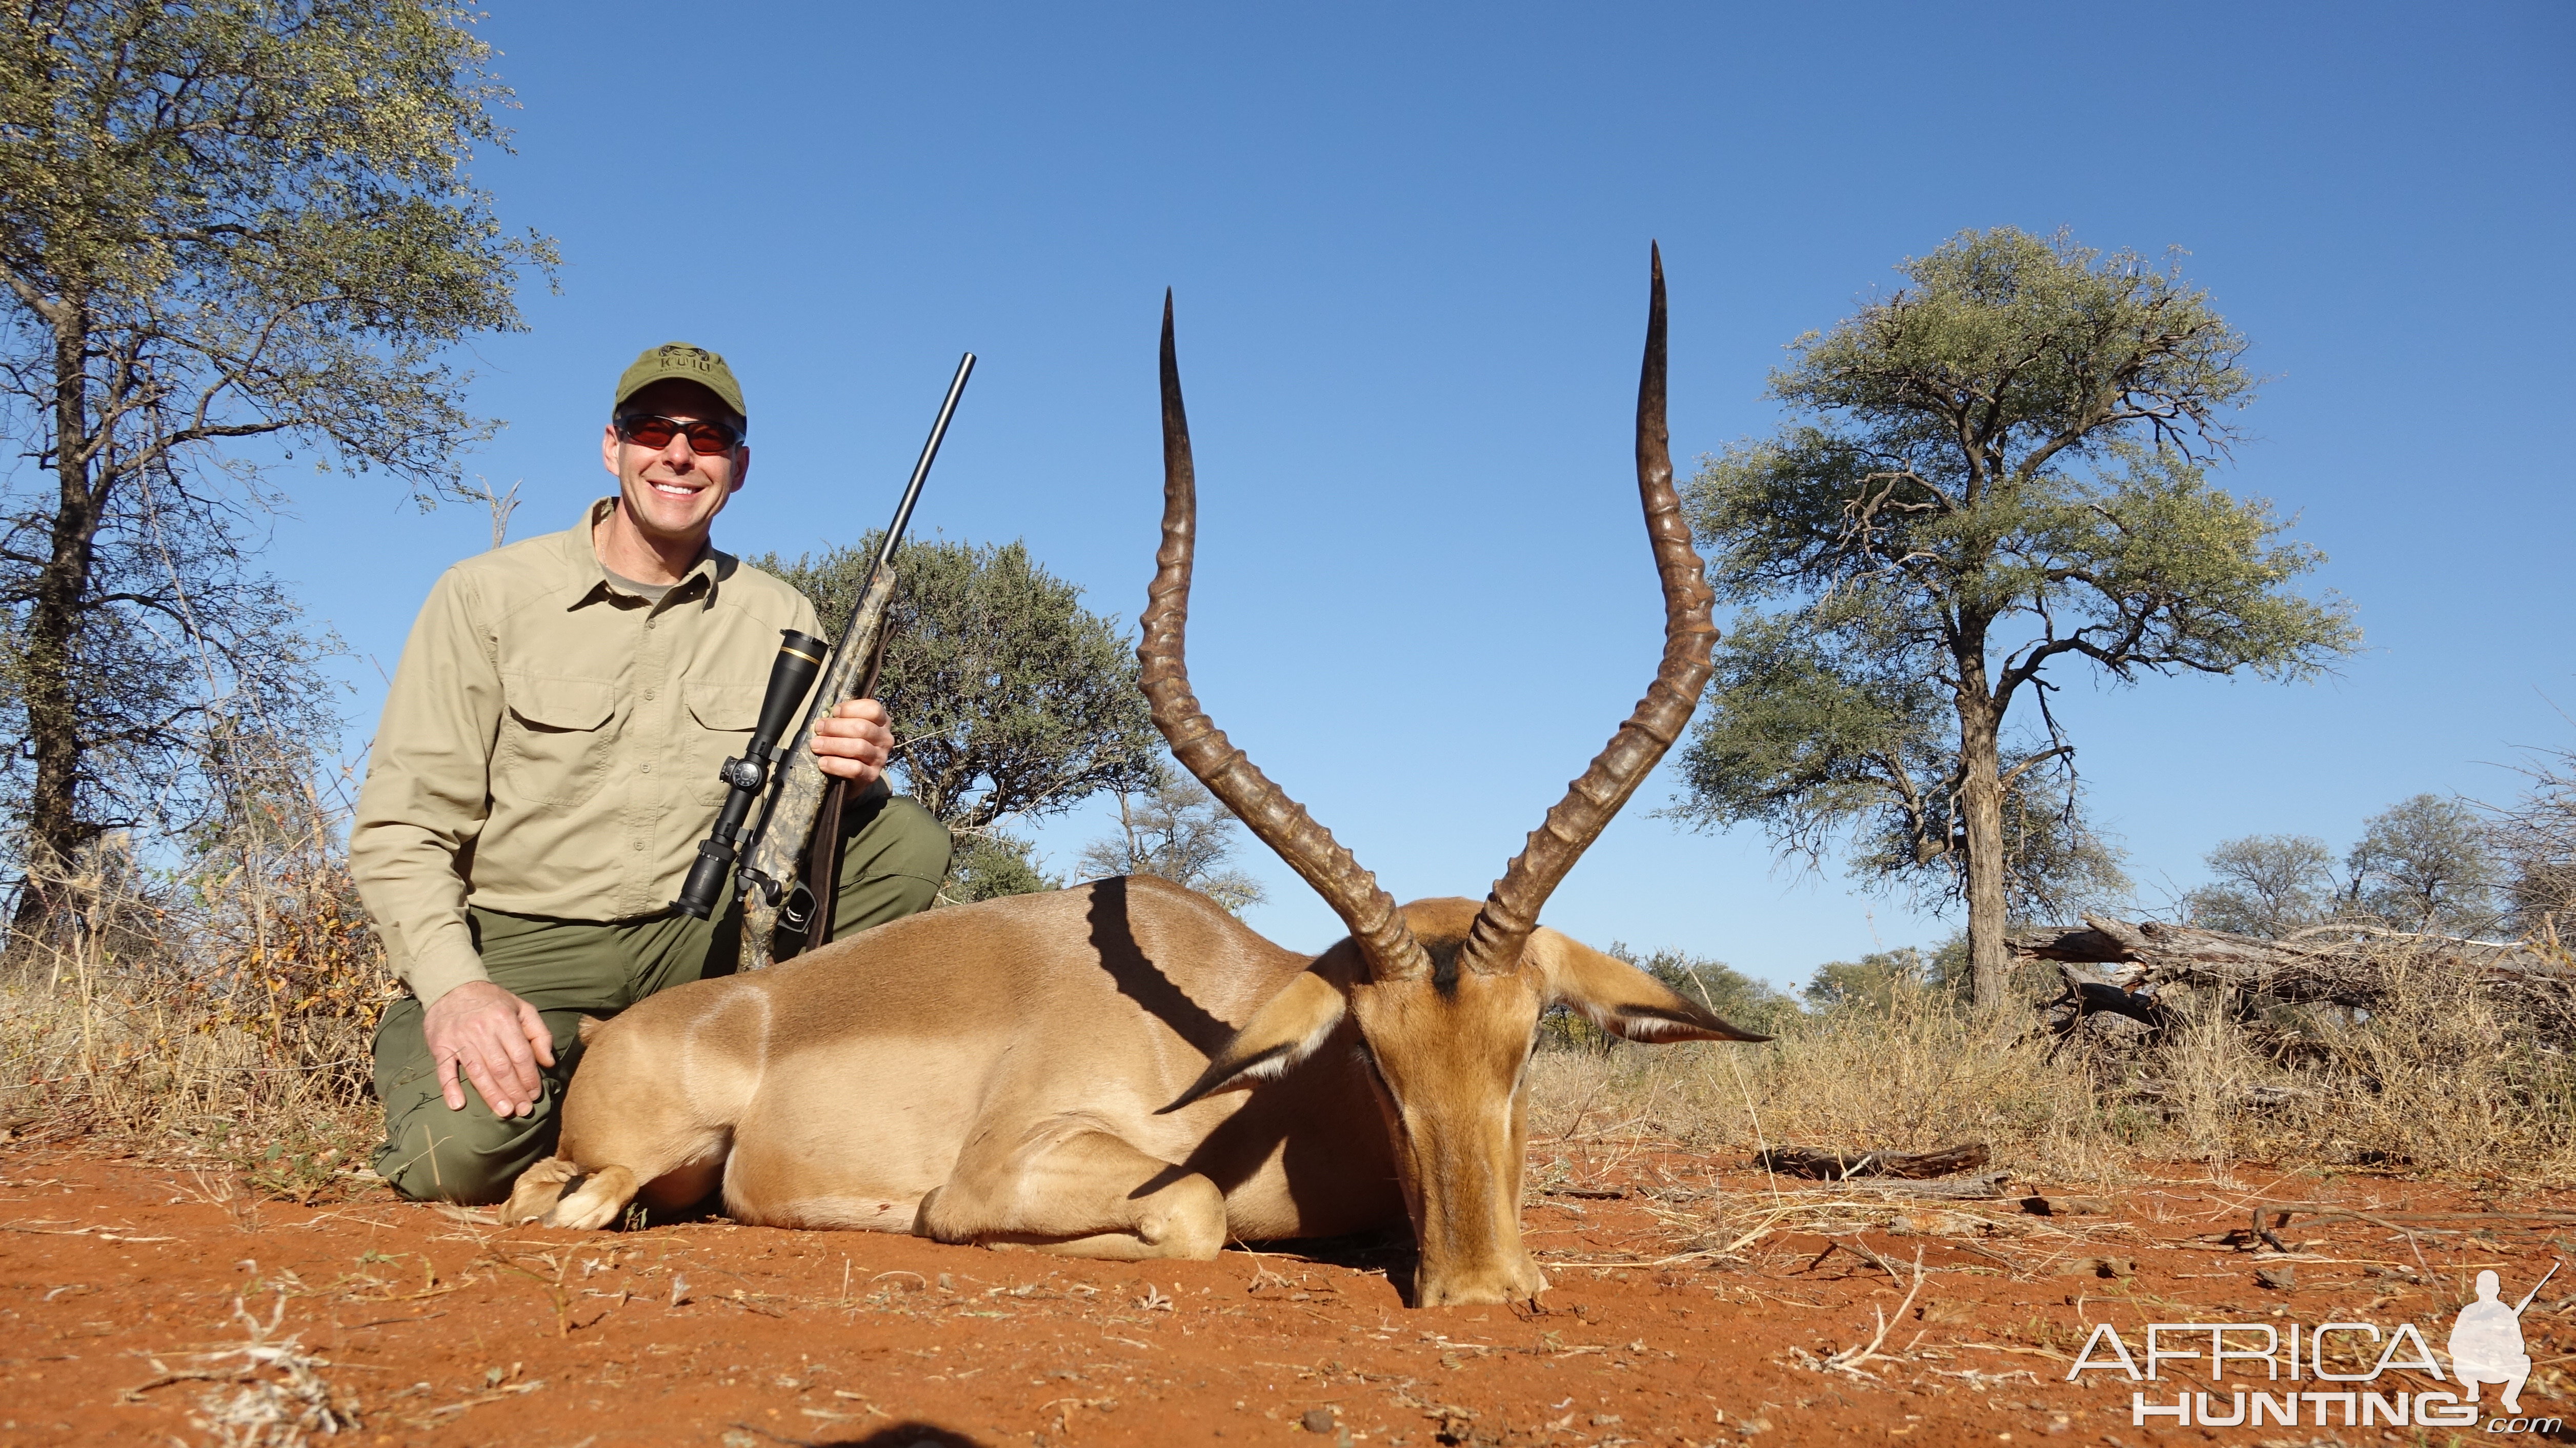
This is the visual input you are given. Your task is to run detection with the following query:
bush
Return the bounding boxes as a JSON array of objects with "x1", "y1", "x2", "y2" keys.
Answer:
[{"x1": 2, "y1": 806, "x2": 394, "y2": 1188}]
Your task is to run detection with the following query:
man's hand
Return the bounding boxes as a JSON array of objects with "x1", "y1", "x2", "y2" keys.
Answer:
[
  {"x1": 809, "y1": 696, "x2": 893, "y2": 785},
  {"x1": 421, "y1": 980, "x2": 556, "y2": 1117}
]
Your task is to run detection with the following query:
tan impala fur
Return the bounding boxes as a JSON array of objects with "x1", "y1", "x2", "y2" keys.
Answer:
[{"x1": 504, "y1": 249, "x2": 1767, "y2": 1307}]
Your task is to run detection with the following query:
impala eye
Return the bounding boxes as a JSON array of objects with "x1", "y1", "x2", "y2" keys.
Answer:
[{"x1": 1353, "y1": 1043, "x2": 1403, "y2": 1109}]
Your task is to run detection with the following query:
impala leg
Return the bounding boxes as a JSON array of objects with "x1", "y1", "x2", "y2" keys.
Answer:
[
  {"x1": 914, "y1": 1121, "x2": 1226, "y2": 1261},
  {"x1": 498, "y1": 1001, "x2": 741, "y2": 1232},
  {"x1": 501, "y1": 1156, "x2": 642, "y2": 1231},
  {"x1": 499, "y1": 1157, "x2": 581, "y2": 1225}
]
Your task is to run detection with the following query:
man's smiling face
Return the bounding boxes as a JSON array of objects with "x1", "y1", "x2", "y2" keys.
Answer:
[{"x1": 599, "y1": 378, "x2": 748, "y2": 550}]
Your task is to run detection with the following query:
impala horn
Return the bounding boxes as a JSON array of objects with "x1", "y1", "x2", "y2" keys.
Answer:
[
  {"x1": 1138, "y1": 293, "x2": 1435, "y2": 984},
  {"x1": 1455, "y1": 244, "x2": 1719, "y2": 978}
]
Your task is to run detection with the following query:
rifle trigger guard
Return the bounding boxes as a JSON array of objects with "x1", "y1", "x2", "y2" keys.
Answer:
[{"x1": 778, "y1": 883, "x2": 817, "y2": 937}]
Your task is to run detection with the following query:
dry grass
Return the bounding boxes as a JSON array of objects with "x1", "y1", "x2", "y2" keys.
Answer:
[
  {"x1": 2, "y1": 832, "x2": 393, "y2": 1191},
  {"x1": 2164, "y1": 947, "x2": 2576, "y2": 1176},
  {"x1": 1528, "y1": 949, "x2": 2576, "y2": 1187},
  {"x1": 1529, "y1": 976, "x2": 2136, "y2": 1190},
  {"x1": 11, "y1": 832, "x2": 2572, "y2": 1201}
]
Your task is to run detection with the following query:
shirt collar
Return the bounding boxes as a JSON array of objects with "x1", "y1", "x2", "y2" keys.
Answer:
[{"x1": 570, "y1": 497, "x2": 727, "y2": 611}]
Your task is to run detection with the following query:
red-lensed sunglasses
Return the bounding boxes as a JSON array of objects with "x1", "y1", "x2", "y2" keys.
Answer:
[{"x1": 616, "y1": 413, "x2": 744, "y2": 455}]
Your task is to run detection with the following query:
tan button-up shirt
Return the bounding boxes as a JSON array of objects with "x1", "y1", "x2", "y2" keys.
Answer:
[{"x1": 351, "y1": 499, "x2": 821, "y2": 1005}]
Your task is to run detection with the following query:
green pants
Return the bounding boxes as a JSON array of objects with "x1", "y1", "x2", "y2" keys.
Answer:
[{"x1": 371, "y1": 786, "x2": 949, "y2": 1204}]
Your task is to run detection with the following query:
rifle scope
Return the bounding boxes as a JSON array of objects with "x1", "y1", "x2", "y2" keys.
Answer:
[{"x1": 670, "y1": 629, "x2": 828, "y2": 919}]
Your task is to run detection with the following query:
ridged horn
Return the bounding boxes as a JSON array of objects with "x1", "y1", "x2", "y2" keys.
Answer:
[
  {"x1": 1138, "y1": 292, "x2": 1434, "y2": 983},
  {"x1": 1456, "y1": 244, "x2": 1717, "y2": 977}
]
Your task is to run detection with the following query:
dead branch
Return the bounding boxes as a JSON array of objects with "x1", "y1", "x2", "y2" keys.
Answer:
[{"x1": 1756, "y1": 1142, "x2": 1991, "y2": 1180}]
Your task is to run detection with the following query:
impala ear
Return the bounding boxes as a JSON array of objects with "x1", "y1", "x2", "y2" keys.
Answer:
[
  {"x1": 1531, "y1": 932, "x2": 1772, "y2": 1044},
  {"x1": 1158, "y1": 970, "x2": 1350, "y2": 1113}
]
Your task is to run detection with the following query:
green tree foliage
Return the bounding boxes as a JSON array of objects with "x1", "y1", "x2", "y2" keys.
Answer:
[
  {"x1": 759, "y1": 535, "x2": 1161, "y2": 900},
  {"x1": 1075, "y1": 760, "x2": 1267, "y2": 916},
  {"x1": 2345, "y1": 793, "x2": 2500, "y2": 935},
  {"x1": 0, "y1": 0, "x2": 552, "y2": 925},
  {"x1": 1678, "y1": 602, "x2": 2127, "y2": 923},
  {"x1": 1672, "y1": 228, "x2": 2359, "y2": 1007},
  {"x1": 2182, "y1": 834, "x2": 2337, "y2": 939},
  {"x1": 942, "y1": 831, "x2": 1061, "y2": 907},
  {"x1": 1801, "y1": 947, "x2": 1942, "y2": 1014},
  {"x1": 1799, "y1": 936, "x2": 2044, "y2": 1014}
]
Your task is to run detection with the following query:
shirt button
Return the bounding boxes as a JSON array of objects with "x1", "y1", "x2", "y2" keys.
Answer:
[
  {"x1": 639, "y1": 762, "x2": 652, "y2": 773},
  {"x1": 645, "y1": 619, "x2": 657, "y2": 631},
  {"x1": 643, "y1": 689, "x2": 657, "y2": 700},
  {"x1": 632, "y1": 840, "x2": 645, "y2": 851}
]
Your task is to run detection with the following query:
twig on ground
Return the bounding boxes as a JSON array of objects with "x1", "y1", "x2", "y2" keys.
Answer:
[
  {"x1": 1806, "y1": 1248, "x2": 1928, "y2": 1377},
  {"x1": 1954, "y1": 1240, "x2": 2032, "y2": 1277},
  {"x1": 124, "y1": 1290, "x2": 358, "y2": 1447}
]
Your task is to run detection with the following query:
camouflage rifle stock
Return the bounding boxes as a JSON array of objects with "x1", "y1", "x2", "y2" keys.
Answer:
[{"x1": 731, "y1": 352, "x2": 975, "y2": 969}]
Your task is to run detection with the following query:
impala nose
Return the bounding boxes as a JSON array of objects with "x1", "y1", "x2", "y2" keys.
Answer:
[{"x1": 1414, "y1": 1255, "x2": 1548, "y2": 1309}]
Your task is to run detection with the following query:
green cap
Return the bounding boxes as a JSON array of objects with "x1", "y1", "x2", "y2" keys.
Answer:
[{"x1": 612, "y1": 341, "x2": 748, "y2": 423}]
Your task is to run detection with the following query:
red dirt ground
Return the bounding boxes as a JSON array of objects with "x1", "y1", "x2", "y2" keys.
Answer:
[{"x1": 4, "y1": 1141, "x2": 2570, "y2": 1447}]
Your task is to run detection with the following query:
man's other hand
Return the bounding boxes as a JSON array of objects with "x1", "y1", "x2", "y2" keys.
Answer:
[
  {"x1": 422, "y1": 980, "x2": 556, "y2": 1117},
  {"x1": 810, "y1": 696, "x2": 893, "y2": 785}
]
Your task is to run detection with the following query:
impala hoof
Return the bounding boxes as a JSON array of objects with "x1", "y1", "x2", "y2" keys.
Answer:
[
  {"x1": 544, "y1": 1165, "x2": 638, "y2": 1231},
  {"x1": 500, "y1": 1157, "x2": 579, "y2": 1226}
]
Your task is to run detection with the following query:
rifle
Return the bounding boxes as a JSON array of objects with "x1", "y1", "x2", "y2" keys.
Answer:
[{"x1": 668, "y1": 352, "x2": 976, "y2": 969}]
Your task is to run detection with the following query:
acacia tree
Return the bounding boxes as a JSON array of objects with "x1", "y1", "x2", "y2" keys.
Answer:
[
  {"x1": 0, "y1": 1, "x2": 550, "y2": 926},
  {"x1": 2344, "y1": 794, "x2": 2500, "y2": 935},
  {"x1": 1075, "y1": 761, "x2": 1267, "y2": 916},
  {"x1": 2182, "y1": 834, "x2": 2337, "y2": 938},
  {"x1": 1673, "y1": 229, "x2": 2359, "y2": 1007},
  {"x1": 1676, "y1": 593, "x2": 2129, "y2": 930},
  {"x1": 761, "y1": 535, "x2": 1162, "y2": 898}
]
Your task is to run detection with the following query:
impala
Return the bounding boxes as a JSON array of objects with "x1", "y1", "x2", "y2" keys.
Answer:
[{"x1": 501, "y1": 248, "x2": 1765, "y2": 1306}]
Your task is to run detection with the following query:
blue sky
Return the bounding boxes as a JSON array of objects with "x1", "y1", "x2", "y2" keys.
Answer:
[{"x1": 274, "y1": 2, "x2": 2574, "y2": 986}]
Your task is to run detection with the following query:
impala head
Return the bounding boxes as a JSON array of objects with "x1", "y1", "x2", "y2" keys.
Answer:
[{"x1": 1142, "y1": 247, "x2": 1769, "y2": 1308}]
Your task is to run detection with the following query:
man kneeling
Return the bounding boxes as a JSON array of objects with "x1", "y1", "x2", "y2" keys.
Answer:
[{"x1": 350, "y1": 343, "x2": 950, "y2": 1203}]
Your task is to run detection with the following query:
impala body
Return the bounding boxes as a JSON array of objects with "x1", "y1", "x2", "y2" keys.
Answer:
[
  {"x1": 505, "y1": 250, "x2": 1765, "y2": 1306},
  {"x1": 545, "y1": 878, "x2": 1390, "y2": 1251}
]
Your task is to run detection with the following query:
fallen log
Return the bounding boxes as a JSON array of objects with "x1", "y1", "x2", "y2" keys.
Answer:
[
  {"x1": 2012, "y1": 915, "x2": 2576, "y2": 1017},
  {"x1": 2037, "y1": 964, "x2": 2171, "y2": 1039},
  {"x1": 1753, "y1": 1169, "x2": 2014, "y2": 1200},
  {"x1": 1756, "y1": 1142, "x2": 1990, "y2": 1180},
  {"x1": 1815, "y1": 1171, "x2": 2014, "y2": 1200}
]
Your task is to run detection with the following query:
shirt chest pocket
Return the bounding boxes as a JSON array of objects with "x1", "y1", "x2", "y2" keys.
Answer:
[
  {"x1": 496, "y1": 674, "x2": 619, "y2": 809},
  {"x1": 681, "y1": 679, "x2": 766, "y2": 806}
]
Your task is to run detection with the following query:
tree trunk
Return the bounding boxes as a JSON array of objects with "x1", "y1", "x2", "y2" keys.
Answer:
[
  {"x1": 14, "y1": 306, "x2": 103, "y2": 936},
  {"x1": 1955, "y1": 658, "x2": 2009, "y2": 1010}
]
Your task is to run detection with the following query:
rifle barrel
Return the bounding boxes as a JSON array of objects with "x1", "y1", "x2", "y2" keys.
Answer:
[{"x1": 875, "y1": 352, "x2": 975, "y2": 576}]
